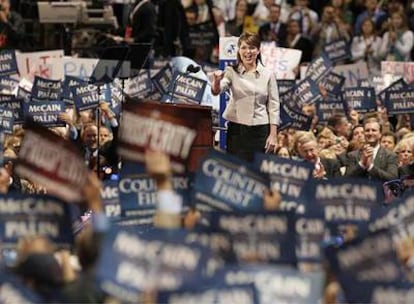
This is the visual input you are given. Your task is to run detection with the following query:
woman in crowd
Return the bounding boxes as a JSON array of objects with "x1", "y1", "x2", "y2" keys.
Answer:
[
  {"x1": 394, "y1": 138, "x2": 414, "y2": 168},
  {"x1": 225, "y1": 0, "x2": 249, "y2": 36},
  {"x1": 351, "y1": 17, "x2": 382, "y2": 75},
  {"x1": 379, "y1": 11, "x2": 414, "y2": 62},
  {"x1": 212, "y1": 31, "x2": 280, "y2": 162}
]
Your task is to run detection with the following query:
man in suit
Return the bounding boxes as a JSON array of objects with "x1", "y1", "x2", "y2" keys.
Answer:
[
  {"x1": 295, "y1": 132, "x2": 342, "y2": 179},
  {"x1": 345, "y1": 118, "x2": 398, "y2": 182},
  {"x1": 258, "y1": 4, "x2": 287, "y2": 46}
]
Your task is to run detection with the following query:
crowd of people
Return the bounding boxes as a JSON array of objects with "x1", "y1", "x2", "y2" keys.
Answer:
[{"x1": 2, "y1": 0, "x2": 414, "y2": 303}]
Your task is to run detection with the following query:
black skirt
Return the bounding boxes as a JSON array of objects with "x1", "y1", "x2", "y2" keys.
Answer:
[{"x1": 226, "y1": 121, "x2": 269, "y2": 162}]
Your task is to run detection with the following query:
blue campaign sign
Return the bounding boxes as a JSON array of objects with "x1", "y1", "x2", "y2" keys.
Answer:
[
  {"x1": 369, "y1": 192, "x2": 414, "y2": 245},
  {"x1": 320, "y1": 71, "x2": 345, "y2": 97},
  {"x1": 192, "y1": 149, "x2": 270, "y2": 212},
  {"x1": 164, "y1": 71, "x2": 207, "y2": 104},
  {"x1": 378, "y1": 78, "x2": 407, "y2": 105},
  {"x1": 295, "y1": 210, "x2": 326, "y2": 263},
  {"x1": 0, "y1": 273, "x2": 43, "y2": 303},
  {"x1": 71, "y1": 83, "x2": 100, "y2": 112},
  {"x1": 279, "y1": 102, "x2": 312, "y2": 131},
  {"x1": 217, "y1": 264, "x2": 324, "y2": 304},
  {"x1": 151, "y1": 63, "x2": 173, "y2": 95},
  {"x1": 302, "y1": 178, "x2": 383, "y2": 239},
  {"x1": 101, "y1": 180, "x2": 120, "y2": 219},
  {"x1": 325, "y1": 230, "x2": 404, "y2": 285},
  {"x1": 96, "y1": 228, "x2": 210, "y2": 302},
  {"x1": 31, "y1": 76, "x2": 62, "y2": 101},
  {"x1": 341, "y1": 280, "x2": 414, "y2": 304},
  {"x1": 218, "y1": 36, "x2": 238, "y2": 150},
  {"x1": 306, "y1": 53, "x2": 333, "y2": 82},
  {"x1": 184, "y1": 231, "x2": 235, "y2": 276},
  {"x1": 291, "y1": 77, "x2": 322, "y2": 108},
  {"x1": 62, "y1": 75, "x2": 86, "y2": 105},
  {"x1": 208, "y1": 211, "x2": 297, "y2": 265},
  {"x1": 156, "y1": 284, "x2": 258, "y2": 304},
  {"x1": 0, "y1": 193, "x2": 74, "y2": 248},
  {"x1": 0, "y1": 106, "x2": 13, "y2": 134},
  {"x1": 23, "y1": 100, "x2": 66, "y2": 127},
  {"x1": 119, "y1": 162, "x2": 192, "y2": 219},
  {"x1": 317, "y1": 96, "x2": 346, "y2": 123},
  {"x1": 0, "y1": 76, "x2": 18, "y2": 94},
  {"x1": 253, "y1": 153, "x2": 313, "y2": 212},
  {"x1": 277, "y1": 79, "x2": 295, "y2": 95},
  {"x1": 385, "y1": 87, "x2": 414, "y2": 115},
  {"x1": 127, "y1": 70, "x2": 153, "y2": 98},
  {"x1": 0, "y1": 50, "x2": 18, "y2": 76},
  {"x1": 343, "y1": 87, "x2": 377, "y2": 113},
  {"x1": 323, "y1": 38, "x2": 351, "y2": 63},
  {"x1": 0, "y1": 98, "x2": 23, "y2": 125}
]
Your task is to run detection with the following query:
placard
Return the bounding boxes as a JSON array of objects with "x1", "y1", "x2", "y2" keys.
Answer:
[
  {"x1": 15, "y1": 123, "x2": 88, "y2": 202},
  {"x1": 23, "y1": 100, "x2": 65, "y2": 127},
  {"x1": 117, "y1": 101, "x2": 198, "y2": 173},
  {"x1": 193, "y1": 149, "x2": 270, "y2": 212},
  {"x1": 0, "y1": 193, "x2": 73, "y2": 248}
]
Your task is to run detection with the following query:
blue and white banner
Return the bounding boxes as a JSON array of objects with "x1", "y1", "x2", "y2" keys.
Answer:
[
  {"x1": 277, "y1": 79, "x2": 295, "y2": 95},
  {"x1": 340, "y1": 280, "x2": 414, "y2": 304},
  {"x1": 31, "y1": 76, "x2": 62, "y2": 101},
  {"x1": 217, "y1": 264, "x2": 324, "y2": 304},
  {"x1": 254, "y1": 153, "x2": 312, "y2": 213},
  {"x1": 0, "y1": 273, "x2": 42, "y2": 303},
  {"x1": 0, "y1": 106, "x2": 14, "y2": 134},
  {"x1": 184, "y1": 231, "x2": 235, "y2": 276},
  {"x1": 127, "y1": 70, "x2": 153, "y2": 98},
  {"x1": 369, "y1": 192, "x2": 414, "y2": 246},
  {"x1": 71, "y1": 83, "x2": 100, "y2": 112},
  {"x1": 23, "y1": 100, "x2": 65, "y2": 127},
  {"x1": 62, "y1": 75, "x2": 86, "y2": 105},
  {"x1": 325, "y1": 231, "x2": 404, "y2": 284},
  {"x1": 0, "y1": 193, "x2": 73, "y2": 248},
  {"x1": 343, "y1": 87, "x2": 377, "y2": 113},
  {"x1": 306, "y1": 53, "x2": 333, "y2": 83},
  {"x1": 96, "y1": 228, "x2": 209, "y2": 302},
  {"x1": 378, "y1": 78, "x2": 407, "y2": 105},
  {"x1": 384, "y1": 87, "x2": 414, "y2": 115},
  {"x1": 101, "y1": 180, "x2": 121, "y2": 219},
  {"x1": 119, "y1": 162, "x2": 192, "y2": 219},
  {"x1": 151, "y1": 64, "x2": 173, "y2": 95},
  {"x1": 193, "y1": 149, "x2": 270, "y2": 212},
  {"x1": 219, "y1": 36, "x2": 238, "y2": 150},
  {"x1": 302, "y1": 178, "x2": 383, "y2": 238},
  {"x1": 163, "y1": 71, "x2": 207, "y2": 104},
  {"x1": 320, "y1": 71, "x2": 345, "y2": 97},
  {"x1": 279, "y1": 102, "x2": 312, "y2": 131},
  {"x1": 290, "y1": 78, "x2": 322, "y2": 108},
  {"x1": 208, "y1": 211, "x2": 297, "y2": 265},
  {"x1": 0, "y1": 50, "x2": 18, "y2": 76},
  {"x1": 0, "y1": 98, "x2": 23, "y2": 125},
  {"x1": 156, "y1": 284, "x2": 258, "y2": 304},
  {"x1": 323, "y1": 38, "x2": 351, "y2": 63},
  {"x1": 0, "y1": 76, "x2": 18, "y2": 94},
  {"x1": 317, "y1": 96, "x2": 347, "y2": 123}
]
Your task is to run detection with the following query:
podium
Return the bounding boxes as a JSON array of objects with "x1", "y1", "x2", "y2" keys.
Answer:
[{"x1": 154, "y1": 102, "x2": 213, "y2": 172}]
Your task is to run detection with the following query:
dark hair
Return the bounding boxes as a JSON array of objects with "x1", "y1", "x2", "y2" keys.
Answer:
[
  {"x1": 381, "y1": 131, "x2": 397, "y2": 144},
  {"x1": 327, "y1": 114, "x2": 348, "y2": 128},
  {"x1": 232, "y1": 32, "x2": 263, "y2": 72}
]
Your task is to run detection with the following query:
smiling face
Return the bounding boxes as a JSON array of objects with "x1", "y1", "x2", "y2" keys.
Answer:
[
  {"x1": 364, "y1": 121, "x2": 382, "y2": 147},
  {"x1": 237, "y1": 33, "x2": 261, "y2": 69}
]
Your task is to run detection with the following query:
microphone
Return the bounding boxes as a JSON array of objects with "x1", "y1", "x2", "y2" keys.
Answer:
[{"x1": 186, "y1": 64, "x2": 201, "y2": 74}]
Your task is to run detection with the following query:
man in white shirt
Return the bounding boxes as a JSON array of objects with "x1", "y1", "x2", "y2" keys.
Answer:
[{"x1": 345, "y1": 118, "x2": 398, "y2": 182}]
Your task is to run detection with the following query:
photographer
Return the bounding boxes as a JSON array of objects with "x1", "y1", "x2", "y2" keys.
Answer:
[{"x1": 0, "y1": 0, "x2": 24, "y2": 49}]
